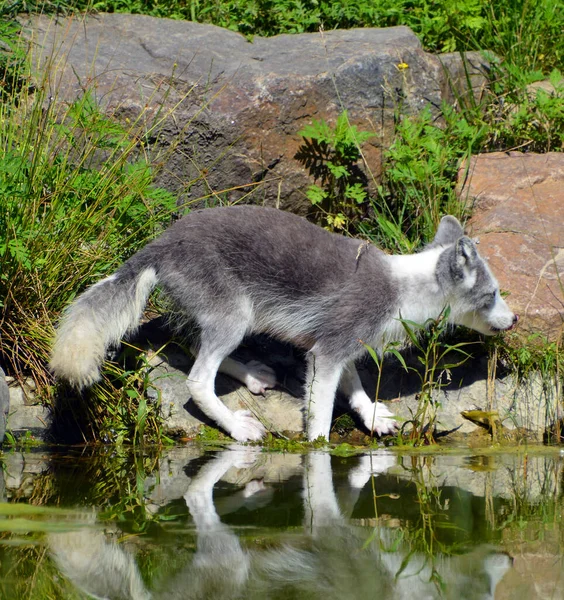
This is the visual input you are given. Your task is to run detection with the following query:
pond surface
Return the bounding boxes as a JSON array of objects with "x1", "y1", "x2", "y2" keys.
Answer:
[{"x1": 0, "y1": 445, "x2": 563, "y2": 599}]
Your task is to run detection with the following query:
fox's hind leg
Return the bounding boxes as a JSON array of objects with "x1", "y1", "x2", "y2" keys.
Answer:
[
  {"x1": 187, "y1": 317, "x2": 266, "y2": 442},
  {"x1": 218, "y1": 357, "x2": 277, "y2": 395},
  {"x1": 339, "y1": 363, "x2": 398, "y2": 436}
]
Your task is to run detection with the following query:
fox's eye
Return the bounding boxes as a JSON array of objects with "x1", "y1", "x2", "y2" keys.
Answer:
[{"x1": 482, "y1": 292, "x2": 496, "y2": 307}]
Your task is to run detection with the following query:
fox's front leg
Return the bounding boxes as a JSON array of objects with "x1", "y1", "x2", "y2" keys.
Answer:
[
  {"x1": 339, "y1": 363, "x2": 398, "y2": 436},
  {"x1": 304, "y1": 353, "x2": 344, "y2": 441}
]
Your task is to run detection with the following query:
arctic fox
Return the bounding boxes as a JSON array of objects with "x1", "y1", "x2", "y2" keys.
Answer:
[{"x1": 50, "y1": 206, "x2": 517, "y2": 441}]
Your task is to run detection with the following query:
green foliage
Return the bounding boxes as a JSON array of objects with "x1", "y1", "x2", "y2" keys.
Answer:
[
  {"x1": 489, "y1": 68, "x2": 564, "y2": 152},
  {"x1": 295, "y1": 67, "x2": 564, "y2": 251},
  {"x1": 498, "y1": 333, "x2": 563, "y2": 386},
  {"x1": 363, "y1": 66, "x2": 564, "y2": 250},
  {"x1": 1, "y1": 429, "x2": 41, "y2": 449},
  {"x1": 0, "y1": 17, "x2": 28, "y2": 101},
  {"x1": 330, "y1": 441, "x2": 363, "y2": 457},
  {"x1": 363, "y1": 102, "x2": 485, "y2": 251},
  {"x1": 260, "y1": 432, "x2": 329, "y2": 451},
  {"x1": 197, "y1": 424, "x2": 230, "y2": 442},
  {"x1": 80, "y1": 346, "x2": 174, "y2": 445},
  {"x1": 297, "y1": 110, "x2": 374, "y2": 230},
  {"x1": 0, "y1": 82, "x2": 177, "y2": 382}
]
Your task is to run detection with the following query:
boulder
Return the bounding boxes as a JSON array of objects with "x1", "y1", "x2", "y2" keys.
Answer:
[
  {"x1": 25, "y1": 14, "x2": 449, "y2": 213},
  {"x1": 4, "y1": 377, "x2": 52, "y2": 441},
  {"x1": 460, "y1": 152, "x2": 564, "y2": 343}
]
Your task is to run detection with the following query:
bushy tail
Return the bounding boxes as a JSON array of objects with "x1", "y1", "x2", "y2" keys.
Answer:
[{"x1": 50, "y1": 266, "x2": 158, "y2": 388}]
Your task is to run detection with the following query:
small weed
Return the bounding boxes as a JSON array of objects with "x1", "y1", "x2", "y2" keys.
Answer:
[
  {"x1": 87, "y1": 347, "x2": 166, "y2": 444},
  {"x1": 197, "y1": 425, "x2": 230, "y2": 443},
  {"x1": 364, "y1": 308, "x2": 475, "y2": 446},
  {"x1": 2, "y1": 430, "x2": 16, "y2": 447},
  {"x1": 331, "y1": 413, "x2": 357, "y2": 436},
  {"x1": 260, "y1": 433, "x2": 329, "y2": 452},
  {"x1": 2, "y1": 429, "x2": 42, "y2": 450},
  {"x1": 261, "y1": 433, "x2": 307, "y2": 452},
  {"x1": 496, "y1": 333, "x2": 563, "y2": 441},
  {"x1": 398, "y1": 308, "x2": 475, "y2": 444},
  {"x1": 330, "y1": 442, "x2": 364, "y2": 457}
]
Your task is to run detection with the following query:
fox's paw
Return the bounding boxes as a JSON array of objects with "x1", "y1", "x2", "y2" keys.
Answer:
[
  {"x1": 348, "y1": 453, "x2": 397, "y2": 488},
  {"x1": 243, "y1": 360, "x2": 277, "y2": 395},
  {"x1": 229, "y1": 410, "x2": 266, "y2": 442},
  {"x1": 225, "y1": 446, "x2": 261, "y2": 469},
  {"x1": 359, "y1": 402, "x2": 399, "y2": 436}
]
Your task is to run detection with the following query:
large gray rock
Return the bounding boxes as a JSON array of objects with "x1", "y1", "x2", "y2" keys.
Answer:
[{"x1": 25, "y1": 14, "x2": 449, "y2": 213}]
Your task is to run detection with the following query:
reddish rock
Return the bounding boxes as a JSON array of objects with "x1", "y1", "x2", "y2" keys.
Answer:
[{"x1": 460, "y1": 152, "x2": 564, "y2": 343}]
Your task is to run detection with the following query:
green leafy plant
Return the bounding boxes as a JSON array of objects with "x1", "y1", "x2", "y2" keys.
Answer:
[
  {"x1": 362, "y1": 104, "x2": 486, "y2": 252},
  {"x1": 360, "y1": 307, "x2": 477, "y2": 446},
  {"x1": 361, "y1": 339, "x2": 408, "y2": 436},
  {"x1": 296, "y1": 110, "x2": 374, "y2": 230}
]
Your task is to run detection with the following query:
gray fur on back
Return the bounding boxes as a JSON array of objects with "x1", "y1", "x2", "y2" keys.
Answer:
[{"x1": 127, "y1": 206, "x2": 398, "y2": 361}]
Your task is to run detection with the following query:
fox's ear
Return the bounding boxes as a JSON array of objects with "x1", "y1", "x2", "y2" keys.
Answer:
[
  {"x1": 429, "y1": 216, "x2": 464, "y2": 248},
  {"x1": 454, "y1": 236, "x2": 478, "y2": 268}
]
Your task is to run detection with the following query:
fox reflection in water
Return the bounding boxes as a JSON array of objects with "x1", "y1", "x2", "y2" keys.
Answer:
[{"x1": 48, "y1": 449, "x2": 512, "y2": 600}]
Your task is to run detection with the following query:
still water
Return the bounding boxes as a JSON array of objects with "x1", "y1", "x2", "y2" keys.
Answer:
[{"x1": 0, "y1": 445, "x2": 563, "y2": 599}]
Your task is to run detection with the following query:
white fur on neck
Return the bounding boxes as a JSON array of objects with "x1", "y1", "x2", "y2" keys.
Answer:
[{"x1": 379, "y1": 248, "x2": 447, "y2": 348}]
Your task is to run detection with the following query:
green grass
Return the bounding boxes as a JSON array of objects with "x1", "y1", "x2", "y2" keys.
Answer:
[{"x1": 0, "y1": 87, "x2": 176, "y2": 374}]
